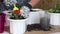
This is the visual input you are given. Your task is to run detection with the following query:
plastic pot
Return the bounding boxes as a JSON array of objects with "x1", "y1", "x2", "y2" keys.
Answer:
[
  {"x1": 50, "y1": 13, "x2": 60, "y2": 26},
  {"x1": 8, "y1": 18, "x2": 27, "y2": 34},
  {"x1": 27, "y1": 9, "x2": 41, "y2": 25}
]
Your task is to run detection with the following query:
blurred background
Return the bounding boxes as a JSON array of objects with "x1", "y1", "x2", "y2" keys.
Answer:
[{"x1": 34, "y1": 0, "x2": 60, "y2": 9}]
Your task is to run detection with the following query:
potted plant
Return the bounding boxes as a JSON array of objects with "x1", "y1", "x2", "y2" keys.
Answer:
[
  {"x1": 44, "y1": 2, "x2": 60, "y2": 26},
  {"x1": 7, "y1": 4, "x2": 27, "y2": 34}
]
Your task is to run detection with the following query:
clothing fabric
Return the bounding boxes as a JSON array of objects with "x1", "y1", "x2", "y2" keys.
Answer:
[
  {"x1": 0, "y1": 3, "x2": 7, "y2": 13},
  {"x1": 0, "y1": 0, "x2": 30, "y2": 12},
  {"x1": 4, "y1": 0, "x2": 30, "y2": 5}
]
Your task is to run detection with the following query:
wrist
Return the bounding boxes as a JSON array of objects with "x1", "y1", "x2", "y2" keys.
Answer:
[{"x1": 24, "y1": 3, "x2": 32, "y2": 10}]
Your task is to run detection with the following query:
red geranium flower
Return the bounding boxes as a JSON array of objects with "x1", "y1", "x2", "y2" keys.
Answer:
[{"x1": 13, "y1": 10, "x2": 20, "y2": 14}]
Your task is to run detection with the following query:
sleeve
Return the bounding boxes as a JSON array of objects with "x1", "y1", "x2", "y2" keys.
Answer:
[{"x1": 0, "y1": 3, "x2": 7, "y2": 13}]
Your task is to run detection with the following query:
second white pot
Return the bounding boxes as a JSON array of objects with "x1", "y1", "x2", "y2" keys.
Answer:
[{"x1": 27, "y1": 9, "x2": 41, "y2": 25}]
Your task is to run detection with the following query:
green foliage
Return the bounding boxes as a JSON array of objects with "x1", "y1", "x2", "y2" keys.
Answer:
[
  {"x1": 44, "y1": 2, "x2": 60, "y2": 13},
  {"x1": 10, "y1": 13, "x2": 25, "y2": 19},
  {"x1": 8, "y1": 4, "x2": 25, "y2": 19}
]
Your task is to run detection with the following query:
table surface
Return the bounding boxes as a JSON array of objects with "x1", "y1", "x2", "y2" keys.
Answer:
[{"x1": 4, "y1": 25, "x2": 60, "y2": 34}]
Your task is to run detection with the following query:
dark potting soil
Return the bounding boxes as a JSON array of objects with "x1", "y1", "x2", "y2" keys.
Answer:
[
  {"x1": 30, "y1": 10, "x2": 38, "y2": 12},
  {"x1": 10, "y1": 15, "x2": 25, "y2": 20},
  {"x1": 27, "y1": 24, "x2": 41, "y2": 31},
  {"x1": 27, "y1": 24, "x2": 51, "y2": 31},
  {"x1": 10, "y1": 16, "x2": 25, "y2": 20}
]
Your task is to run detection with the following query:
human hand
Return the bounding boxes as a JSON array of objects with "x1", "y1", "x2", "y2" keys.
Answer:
[{"x1": 20, "y1": 3, "x2": 32, "y2": 18}]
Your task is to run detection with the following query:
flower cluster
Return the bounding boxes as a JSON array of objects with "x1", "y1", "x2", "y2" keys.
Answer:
[{"x1": 10, "y1": 4, "x2": 25, "y2": 19}]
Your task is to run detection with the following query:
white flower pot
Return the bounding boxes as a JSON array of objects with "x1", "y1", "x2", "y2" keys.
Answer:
[
  {"x1": 50, "y1": 13, "x2": 60, "y2": 26},
  {"x1": 27, "y1": 9, "x2": 41, "y2": 25},
  {"x1": 8, "y1": 18, "x2": 27, "y2": 34}
]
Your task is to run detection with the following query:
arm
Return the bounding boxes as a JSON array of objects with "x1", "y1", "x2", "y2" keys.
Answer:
[
  {"x1": 21, "y1": 0, "x2": 40, "y2": 18},
  {"x1": 29, "y1": 0, "x2": 40, "y2": 7}
]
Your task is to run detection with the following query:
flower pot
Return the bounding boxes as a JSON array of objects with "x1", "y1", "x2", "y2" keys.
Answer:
[
  {"x1": 50, "y1": 13, "x2": 60, "y2": 26},
  {"x1": 8, "y1": 18, "x2": 27, "y2": 34},
  {"x1": 0, "y1": 13, "x2": 6, "y2": 33},
  {"x1": 27, "y1": 9, "x2": 41, "y2": 25}
]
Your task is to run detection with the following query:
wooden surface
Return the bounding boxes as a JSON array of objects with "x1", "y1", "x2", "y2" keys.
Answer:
[{"x1": 4, "y1": 25, "x2": 60, "y2": 34}]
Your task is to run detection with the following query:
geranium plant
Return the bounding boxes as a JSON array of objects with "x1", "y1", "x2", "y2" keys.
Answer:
[{"x1": 9, "y1": 4, "x2": 25, "y2": 19}]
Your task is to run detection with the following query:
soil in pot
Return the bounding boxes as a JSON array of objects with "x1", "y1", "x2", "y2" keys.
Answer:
[
  {"x1": 10, "y1": 15, "x2": 25, "y2": 20},
  {"x1": 27, "y1": 24, "x2": 51, "y2": 31}
]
